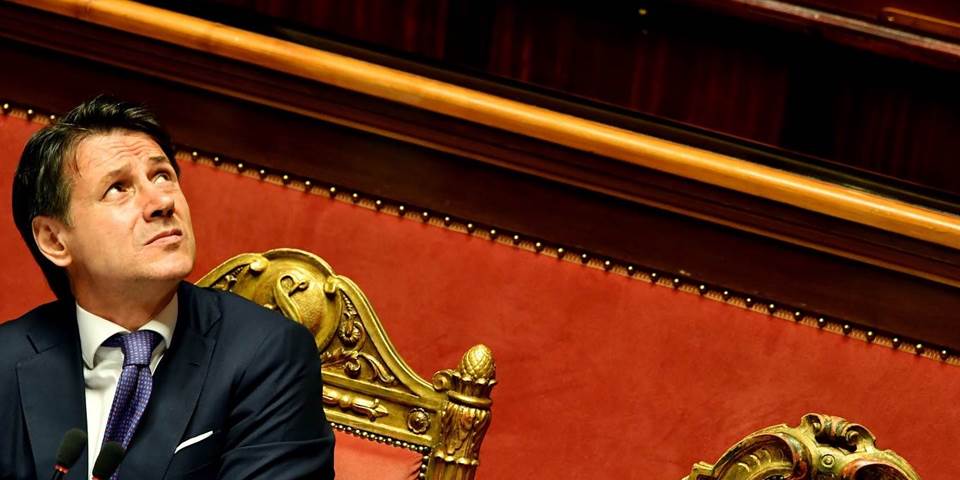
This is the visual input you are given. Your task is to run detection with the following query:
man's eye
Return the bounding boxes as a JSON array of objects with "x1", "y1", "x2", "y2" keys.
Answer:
[
  {"x1": 105, "y1": 182, "x2": 125, "y2": 196},
  {"x1": 154, "y1": 172, "x2": 172, "y2": 183}
]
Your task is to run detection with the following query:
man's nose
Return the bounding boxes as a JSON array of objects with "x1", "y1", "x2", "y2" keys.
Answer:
[{"x1": 143, "y1": 185, "x2": 175, "y2": 220}]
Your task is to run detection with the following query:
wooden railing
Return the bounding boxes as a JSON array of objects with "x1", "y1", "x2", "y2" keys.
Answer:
[{"x1": 12, "y1": 0, "x2": 960, "y2": 249}]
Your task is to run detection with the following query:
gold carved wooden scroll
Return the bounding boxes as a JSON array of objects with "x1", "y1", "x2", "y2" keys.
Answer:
[
  {"x1": 197, "y1": 248, "x2": 496, "y2": 480},
  {"x1": 685, "y1": 413, "x2": 920, "y2": 480}
]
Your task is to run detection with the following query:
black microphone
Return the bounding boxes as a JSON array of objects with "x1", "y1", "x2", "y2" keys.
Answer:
[
  {"x1": 91, "y1": 441, "x2": 125, "y2": 480},
  {"x1": 50, "y1": 428, "x2": 87, "y2": 480}
]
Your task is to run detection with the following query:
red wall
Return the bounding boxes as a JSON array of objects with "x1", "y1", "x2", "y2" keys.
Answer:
[{"x1": 1, "y1": 113, "x2": 958, "y2": 479}]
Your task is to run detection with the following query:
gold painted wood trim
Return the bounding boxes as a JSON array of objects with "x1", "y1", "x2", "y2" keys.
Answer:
[
  {"x1": 685, "y1": 413, "x2": 920, "y2": 480},
  {"x1": 196, "y1": 248, "x2": 496, "y2": 479},
  {"x1": 12, "y1": 0, "x2": 960, "y2": 250}
]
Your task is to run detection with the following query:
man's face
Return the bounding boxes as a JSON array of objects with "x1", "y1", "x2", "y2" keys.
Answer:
[{"x1": 56, "y1": 130, "x2": 196, "y2": 290}]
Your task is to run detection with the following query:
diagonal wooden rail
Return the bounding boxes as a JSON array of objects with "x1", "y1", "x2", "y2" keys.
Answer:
[{"x1": 11, "y1": 0, "x2": 960, "y2": 250}]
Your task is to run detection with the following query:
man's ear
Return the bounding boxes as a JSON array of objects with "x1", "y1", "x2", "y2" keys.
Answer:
[{"x1": 32, "y1": 216, "x2": 72, "y2": 267}]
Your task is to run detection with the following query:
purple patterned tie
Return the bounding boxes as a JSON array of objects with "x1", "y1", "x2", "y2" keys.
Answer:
[{"x1": 101, "y1": 330, "x2": 162, "y2": 473}]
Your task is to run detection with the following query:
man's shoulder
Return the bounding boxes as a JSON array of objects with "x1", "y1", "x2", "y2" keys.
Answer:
[
  {"x1": 184, "y1": 284, "x2": 317, "y2": 370},
  {"x1": 0, "y1": 300, "x2": 68, "y2": 366},
  {"x1": 3, "y1": 298, "x2": 58, "y2": 321},
  {"x1": 0, "y1": 301, "x2": 64, "y2": 342},
  {"x1": 186, "y1": 283, "x2": 309, "y2": 338}
]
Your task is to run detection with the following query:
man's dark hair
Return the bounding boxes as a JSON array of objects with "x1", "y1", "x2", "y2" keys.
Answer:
[{"x1": 12, "y1": 95, "x2": 180, "y2": 300}]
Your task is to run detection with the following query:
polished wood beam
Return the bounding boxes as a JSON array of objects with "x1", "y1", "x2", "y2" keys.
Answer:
[
  {"x1": 729, "y1": 0, "x2": 960, "y2": 57},
  {"x1": 681, "y1": 0, "x2": 960, "y2": 71},
  {"x1": 11, "y1": 0, "x2": 960, "y2": 251}
]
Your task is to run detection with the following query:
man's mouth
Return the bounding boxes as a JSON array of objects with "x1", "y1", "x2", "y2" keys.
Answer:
[{"x1": 145, "y1": 229, "x2": 183, "y2": 245}]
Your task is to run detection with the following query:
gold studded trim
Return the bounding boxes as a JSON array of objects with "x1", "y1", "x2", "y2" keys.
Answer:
[
  {"x1": 0, "y1": 102, "x2": 55, "y2": 124},
  {"x1": 330, "y1": 422, "x2": 431, "y2": 479},
  {"x1": 2, "y1": 99, "x2": 956, "y2": 367},
  {"x1": 329, "y1": 422, "x2": 431, "y2": 454}
]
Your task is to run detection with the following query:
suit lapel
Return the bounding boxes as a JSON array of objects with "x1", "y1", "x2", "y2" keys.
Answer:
[
  {"x1": 120, "y1": 283, "x2": 219, "y2": 479},
  {"x1": 17, "y1": 303, "x2": 88, "y2": 479}
]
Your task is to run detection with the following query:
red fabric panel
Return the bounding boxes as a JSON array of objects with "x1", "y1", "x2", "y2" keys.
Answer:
[
  {"x1": 1, "y1": 114, "x2": 958, "y2": 478},
  {"x1": 0, "y1": 115, "x2": 56, "y2": 308},
  {"x1": 332, "y1": 431, "x2": 421, "y2": 480}
]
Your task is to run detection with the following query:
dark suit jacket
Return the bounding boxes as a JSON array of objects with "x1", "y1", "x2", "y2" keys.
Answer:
[{"x1": 0, "y1": 282, "x2": 335, "y2": 479}]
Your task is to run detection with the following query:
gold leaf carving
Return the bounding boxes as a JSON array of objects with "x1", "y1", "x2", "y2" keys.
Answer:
[
  {"x1": 407, "y1": 408, "x2": 431, "y2": 435},
  {"x1": 210, "y1": 263, "x2": 259, "y2": 292},
  {"x1": 322, "y1": 347, "x2": 397, "y2": 384},
  {"x1": 198, "y1": 249, "x2": 500, "y2": 480},
  {"x1": 430, "y1": 344, "x2": 497, "y2": 475},
  {"x1": 322, "y1": 386, "x2": 389, "y2": 421},
  {"x1": 337, "y1": 292, "x2": 364, "y2": 346},
  {"x1": 317, "y1": 291, "x2": 398, "y2": 385},
  {"x1": 273, "y1": 273, "x2": 310, "y2": 324},
  {"x1": 685, "y1": 414, "x2": 920, "y2": 480},
  {"x1": 437, "y1": 402, "x2": 488, "y2": 461}
]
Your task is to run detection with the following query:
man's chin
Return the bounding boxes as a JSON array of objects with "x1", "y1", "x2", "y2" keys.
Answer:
[{"x1": 143, "y1": 256, "x2": 196, "y2": 283}]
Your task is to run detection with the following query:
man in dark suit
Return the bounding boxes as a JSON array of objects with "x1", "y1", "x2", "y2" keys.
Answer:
[{"x1": 0, "y1": 96, "x2": 335, "y2": 479}]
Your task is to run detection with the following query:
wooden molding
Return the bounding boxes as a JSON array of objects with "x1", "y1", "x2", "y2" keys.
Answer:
[
  {"x1": 11, "y1": 0, "x2": 960, "y2": 251},
  {"x1": 881, "y1": 7, "x2": 960, "y2": 42},
  {"x1": 681, "y1": 0, "x2": 960, "y2": 71},
  {"x1": 727, "y1": 0, "x2": 960, "y2": 57}
]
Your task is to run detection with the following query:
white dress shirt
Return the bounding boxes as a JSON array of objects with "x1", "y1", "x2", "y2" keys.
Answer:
[{"x1": 77, "y1": 295, "x2": 178, "y2": 480}]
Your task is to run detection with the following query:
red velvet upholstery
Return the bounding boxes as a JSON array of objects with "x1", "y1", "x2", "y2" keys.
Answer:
[
  {"x1": 2, "y1": 114, "x2": 958, "y2": 479},
  {"x1": 0, "y1": 115, "x2": 53, "y2": 310},
  {"x1": 332, "y1": 431, "x2": 421, "y2": 480}
]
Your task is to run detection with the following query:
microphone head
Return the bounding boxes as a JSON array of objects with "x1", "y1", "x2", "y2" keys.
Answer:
[
  {"x1": 55, "y1": 428, "x2": 87, "y2": 469},
  {"x1": 92, "y1": 441, "x2": 125, "y2": 479}
]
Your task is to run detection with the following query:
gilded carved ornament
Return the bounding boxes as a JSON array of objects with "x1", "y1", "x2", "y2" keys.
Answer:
[
  {"x1": 430, "y1": 344, "x2": 496, "y2": 475},
  {"x1": 686, "y1": 413, "x2": 920, "y2": 480},
  {"x1": 198, "y1": 249, "x2": 496, "y2": 480},
  {"x1": 322, "y1": 386, "x2": 389, "y2": 421},
  {"x1": 199, "y1": 251, "x2": 401, "y2": 387},
  {"x1": 321, "y1": 291, "x2": 398, "y2": 385}
]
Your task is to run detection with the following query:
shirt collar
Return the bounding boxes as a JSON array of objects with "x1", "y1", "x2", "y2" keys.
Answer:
[{"x1": 76, "y1": 294, "x2": 178, "y2": 369}]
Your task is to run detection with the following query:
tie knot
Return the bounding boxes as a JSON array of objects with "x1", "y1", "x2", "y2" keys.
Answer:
[{"x1": 103, "y1": 330, "x2": 162, "y2": 367}]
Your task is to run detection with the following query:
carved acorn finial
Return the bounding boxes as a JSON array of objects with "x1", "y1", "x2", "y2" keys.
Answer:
[
  {"x1": 459, "y1": 344, "x2": 496, "y2": 381},
  {"x1": 433, "y1": 344, "x2": 497, "y2": 407}
]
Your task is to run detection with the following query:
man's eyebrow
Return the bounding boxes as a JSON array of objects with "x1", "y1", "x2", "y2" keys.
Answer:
[
  {"x1": 84, "y1": 156, "x2": 172, "y2": 186},
  {"x1": 90, "y1": 166, "x2": 127, "y2": 187}
]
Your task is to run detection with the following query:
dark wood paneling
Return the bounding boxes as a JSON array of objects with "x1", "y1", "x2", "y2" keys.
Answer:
[
  {"x1": 150, "y1": 0, "x2": 960, "y2": 202},
  {"x1": 203, "y1": 0, "x2": 452, "y2": 59},
  {"x1": 1, "y1": 3, "x2": 960, "y2": 351}
]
